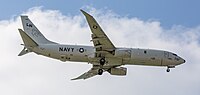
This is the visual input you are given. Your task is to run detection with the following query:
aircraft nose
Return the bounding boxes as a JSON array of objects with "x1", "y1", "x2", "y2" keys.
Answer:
[
  {"x1": 180, "y1": 58, "x2": 186, "y2": 64},
  {"x1": 182, "y1": 59, "x2": 186, "y2": 63}
]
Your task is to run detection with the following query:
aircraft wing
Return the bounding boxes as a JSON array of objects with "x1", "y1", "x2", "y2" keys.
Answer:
[
  {"x1": 81, "y1": 10, "x2": 116, "y2": 57},
  {"x1": 75, "y1": 10, "x2": 120, "y2": 80},
  {"x1": 71, "y1": 64, "x2": 123, "y2": 80},
  {"x1": 71, "y1": 66, "x2": 100, "y2": 80}
]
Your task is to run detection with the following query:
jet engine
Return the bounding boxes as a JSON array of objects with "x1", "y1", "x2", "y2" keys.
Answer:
[{"x1": 108, "y1": 67, "x2": 127, "y2": 76}]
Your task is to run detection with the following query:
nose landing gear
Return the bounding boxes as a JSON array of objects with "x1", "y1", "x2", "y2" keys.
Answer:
[
  {"x1": 166, "y1": 68, "x2": 170, "y2": 72},
  {"x1": 166, "y1": 65, "x2": 175, "y2": 72}
]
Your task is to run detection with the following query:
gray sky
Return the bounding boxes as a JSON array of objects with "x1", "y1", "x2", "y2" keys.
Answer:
[{"x1": 0, "y1": 6, "x2": 200, "y2": 95}]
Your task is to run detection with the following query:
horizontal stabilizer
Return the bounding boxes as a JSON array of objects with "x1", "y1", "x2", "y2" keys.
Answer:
[{"x1": 18, "y1": 47, "x2": 30, "y2": 56}]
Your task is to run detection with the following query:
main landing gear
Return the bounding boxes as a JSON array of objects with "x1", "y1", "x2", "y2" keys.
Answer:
[
  {"x1": 99, "y1": 57, "x2": 106, "y2": 66},
  {"x1": 98, "y1": 69, "x2": 103, "y2": 75},
  {"x1": 98, "y1": 57, "x2": 106, "y2": 75}
]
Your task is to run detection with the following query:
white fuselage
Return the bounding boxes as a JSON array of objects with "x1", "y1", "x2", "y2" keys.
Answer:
[
  {"x1": 18, "y1": 14, "x2": 185, "y2": 80},
  {"x1": 32, "y1": 44, "x2": 185, "y2": 67}
]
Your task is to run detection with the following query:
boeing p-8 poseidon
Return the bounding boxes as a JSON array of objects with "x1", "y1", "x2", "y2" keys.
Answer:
[{"x1": 18, "y1": 10, "x2": 185, "y2": 80}]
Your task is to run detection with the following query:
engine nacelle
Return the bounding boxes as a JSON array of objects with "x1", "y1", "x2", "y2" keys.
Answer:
[
  {"x1": 108, "y1": 67, "x2": 127, "y2": 76},
  {"x1": 114, "y1": 49, "x2": 131, "y2": 58}
]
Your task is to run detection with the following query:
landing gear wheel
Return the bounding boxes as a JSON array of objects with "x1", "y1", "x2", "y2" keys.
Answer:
[
  {"x1": 100, "y1": 58, "x2": 105, "y2": 65},
  {"x1": 98, "y1": 69, "x2": 103, "y2": 75},
  {"x1": 166, "y1": 68, "x2": 170, "y2": 72}
]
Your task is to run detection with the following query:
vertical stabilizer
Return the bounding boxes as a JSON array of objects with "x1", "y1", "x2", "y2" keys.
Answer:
[
  {"x1": 21, "y1": 16, "x2": 55, "y2": 44},
  {"x1": 18, "y1": 16, "x2": 56, "y2": 56}
]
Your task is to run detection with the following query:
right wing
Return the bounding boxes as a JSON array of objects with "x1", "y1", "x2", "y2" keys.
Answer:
[{"x1": 81, "y1": 10, "x2": 116, "y2": 57}]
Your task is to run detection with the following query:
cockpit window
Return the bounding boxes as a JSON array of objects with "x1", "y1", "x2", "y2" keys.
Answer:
[{"x1": 172, "y1": 53, "x2": 177, "y2": 56}]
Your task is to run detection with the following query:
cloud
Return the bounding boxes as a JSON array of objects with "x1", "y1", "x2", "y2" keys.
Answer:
[{"x1": 0, "y1": 6, "x2": 200, "y2": 95}]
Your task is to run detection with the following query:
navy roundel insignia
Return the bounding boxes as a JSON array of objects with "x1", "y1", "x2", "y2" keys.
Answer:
[
  {"x1": 26, "y1": 23, "x2": 32, "y2": 27},
  {"x1": 79, "y1": 48, "x2": 84, "y2": 53},
  {"x1": 93, "y1": 25, "x2": 98, "y2": 29}
]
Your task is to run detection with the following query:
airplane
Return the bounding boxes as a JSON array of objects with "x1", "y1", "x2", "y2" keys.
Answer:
[{"x1": 18, "y1": 10, "x2": 185, "y2": 80}]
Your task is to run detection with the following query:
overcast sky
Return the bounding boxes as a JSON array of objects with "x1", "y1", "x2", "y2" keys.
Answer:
[{"x1": 0, "y1": 1, "x2": 200, "y2": 95}]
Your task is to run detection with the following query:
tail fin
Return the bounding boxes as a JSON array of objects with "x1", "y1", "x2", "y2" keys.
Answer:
[
  {"x1": 18, "y1": 16, "x2": 56, "y2": 56},
  {"x1": 20, "y1": 16, "x2": 55, "y2": 44}
]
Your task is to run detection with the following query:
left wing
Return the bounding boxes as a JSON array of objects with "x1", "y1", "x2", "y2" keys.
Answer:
[
  {"x1": 71, "y1": 65, "x2": 126, "y2": 80},
  {"x1": 71, "y1": 66, "x2": 100, "y2": 80}
]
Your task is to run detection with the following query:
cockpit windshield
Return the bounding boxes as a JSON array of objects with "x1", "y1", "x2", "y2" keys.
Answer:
[{"x1": 172, "y1": 53, "x2": 177, "y2": 56}]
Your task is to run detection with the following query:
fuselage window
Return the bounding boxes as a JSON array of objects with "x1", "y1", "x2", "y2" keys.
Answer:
[{"x1": 144, "y1": 50, "x2": 147, "y2": 54}]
